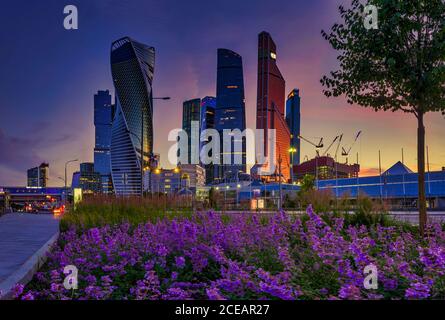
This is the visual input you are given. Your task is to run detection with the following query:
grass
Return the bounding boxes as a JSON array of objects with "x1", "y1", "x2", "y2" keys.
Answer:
[{"x1": 61, "y1": 195, "x2": 193, "y2": 231}]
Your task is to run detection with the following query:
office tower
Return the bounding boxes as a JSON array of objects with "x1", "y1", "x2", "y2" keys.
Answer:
[
  {"x1": 93, "y1": 90, "x2": 114, "y2": 194},
  {"x1": 182, "y1": 98, "x2": 201, "y2": 164},
  {"x1": 215, "y1": 48, "x2": 246, "y2": 183},
  {"x1": 27, "y1": 163, "x2": 49, "y2": 187},
  {"x1": 110, "y1": 37, "x2": 155, "y2": 196},
  {"x1": 256, "y1": 32, "x2": 291, "y2": 182},
  {"x1": 286, "y1": 89, "x2": 301, "y2": 172},
  {"x1": 200, "y1": 96, "x2": 216, "y2": 184},
  {"x1": 179, "y1": 164, "x2": 206, "y2": 190},
  {"x1": 71, "y1": 163, "x2": 101, "y2": 194}
]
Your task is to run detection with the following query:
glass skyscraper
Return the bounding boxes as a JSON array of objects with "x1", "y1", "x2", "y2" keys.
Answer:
[
  {"x1": 182, "y1": 98, "x2": 201, "y2": 164},
  {"x1": 286, "y1": 88, "x2": 301, "y2": 169},
  {"x1": 110, "y1": 37, "x2": 155, "y2": 196},
  {"x1": 94, "y1": 90, "x2": 114, "y2": 193},
  {"x1": 200, "y1": 96, "x2": 216, "y2": 184},
  {"x1": 215, "y1": 48, "x2": 246, "y2": 182},
  {"x1": 256, "y1": 32, "x2": 291, "y2": 182}
]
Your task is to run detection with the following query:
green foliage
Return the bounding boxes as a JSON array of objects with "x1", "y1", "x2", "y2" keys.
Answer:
[
  {"x1": 61, "y1": 196, "x2": 192, "y2": 231},
  {"x1": 321, "y1": 0, "x2": 444, "y2": 115}
]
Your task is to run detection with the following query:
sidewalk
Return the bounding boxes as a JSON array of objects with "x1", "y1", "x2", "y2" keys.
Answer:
[{"x1": 0, "y1": 213, "x2": 59, "y2": 299}]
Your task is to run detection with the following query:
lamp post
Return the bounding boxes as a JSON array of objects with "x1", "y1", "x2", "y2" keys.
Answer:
[
  {"x1": 288, "y1": 147, "x2": 297, "y2": 184},
  {"x1": 64, "y1": 159, "x2": 78, "y2": 203}
]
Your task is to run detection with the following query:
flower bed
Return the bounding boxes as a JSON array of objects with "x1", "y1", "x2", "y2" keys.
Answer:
[{"x1": 15, "y1": 206, "x2": 445, "y2": 300}]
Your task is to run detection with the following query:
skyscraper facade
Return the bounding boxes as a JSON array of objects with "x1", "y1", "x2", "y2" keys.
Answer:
[
  {"x1": 215, "y1": 48, "x2": 246, "y2": 183},
  {"x1": 27, "y1": 163, "x2": 49, "y2": 187},
  {"x1": 110, "y1": 37, "x2": 155, "y2": 196},
  {"x1": 182, "y1": 98, "x2": 201, "y2": 164},
  {"x1": 94, "y1": 90, "x2": 114, "y2": 194},
  {"x1": 200, "y1": 96, "x2": 216, "y2": 184},
  {"x1": 286, "y1": 88, "x2": 301, "y2": 170},
  {"x1": 256, "y1": 32, "x2": 291, "y2": 182}
]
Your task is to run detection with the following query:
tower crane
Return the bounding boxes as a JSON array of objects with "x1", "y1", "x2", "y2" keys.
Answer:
[
  {"x1": 322, "y1": 134, "x2": 343, "y2": 157},
  {"x1": 298, "y1": 135, "x2": 323, "y2": 157},
  {"x1": 342, "y1": 131, "x2": 362, "y2": 156}
]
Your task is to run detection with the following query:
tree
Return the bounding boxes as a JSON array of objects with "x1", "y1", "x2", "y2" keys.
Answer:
[{"x1": 321, "y1": 0, "x2": 444, "y2": 235}]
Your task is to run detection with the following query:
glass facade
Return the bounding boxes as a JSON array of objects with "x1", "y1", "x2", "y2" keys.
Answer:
[
  {"x1": 182, "y1": 98, "x2": 201, "y2": 164},
  {"x1": 110, "y1": 37, "x2": 155, "y2": 196},
  {"x1": 215, "y1": 48, "x2": 246, "y2": 183},
  {"x1": 93, "y1": 90, "x2": 114, "y2": 194},
  {"x1": 286, "y1": 88, "x2": 301, "y2": 168},
  {"x1": 200, "y1": 96, "x2": 216, "y2": 184},
  {"x1": 256, "y1": 32, "x2": 290, "y2": 182},
  {"x1": 27, "y1": 163, "x2": 49, "y2": 187}
]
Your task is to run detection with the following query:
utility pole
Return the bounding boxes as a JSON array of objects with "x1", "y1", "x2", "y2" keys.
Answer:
[
  {"x1": 278, "y1": 155, "x2": 282, "y2": 210},
  {"x1": 64, "y1": 159, "x2": 78, "y2": 203}
]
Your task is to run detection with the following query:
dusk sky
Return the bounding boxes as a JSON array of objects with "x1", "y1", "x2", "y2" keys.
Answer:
[{"x1": 0, "y1": 0, "x2": 444, "y2": 187}]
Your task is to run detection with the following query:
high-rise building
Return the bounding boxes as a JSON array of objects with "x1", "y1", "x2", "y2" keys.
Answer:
[
  {"x1": 110, "y1": 37, "x2": 155, "y2": 196},
  {"x1": 200, "y1": 96, "x2": 216, "y2": 184},
  {"x1": 179, "y1": 164, "x2": 206, "y2": 190},
  {"x1": 94, "y1": 90, "x2": 114, "y2": 194},
  {"x1": 286, "y1": 89, "x2": 301, "y2": 172},
  {"x1": 27, "y1": 163, "x2": 49, "y2": 187},
  {"x1": 215, "y1": 48, "x2": 246, "y2": 183},
  {"x1": 182, "y1": 98, "x2": 201, "y2": 164},
  {"x1": 71, "y1": 162, "x2": 101, "y2": 194},
  {"x1": 256, "y1": 32, "x2": 291, "y2": 182}
]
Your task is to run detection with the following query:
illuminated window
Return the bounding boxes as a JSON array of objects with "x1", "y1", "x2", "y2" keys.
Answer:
[{"x1": 270, "y1": 52, "x2": 277, "y2": 60}]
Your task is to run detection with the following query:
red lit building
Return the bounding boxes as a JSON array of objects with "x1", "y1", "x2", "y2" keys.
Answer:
[
  {"x1": 256, "y1": 31, "x2": 291, "y2": 182},
  {"x1": 293, "y1": 156, "x2": 360, "y2": 181}
]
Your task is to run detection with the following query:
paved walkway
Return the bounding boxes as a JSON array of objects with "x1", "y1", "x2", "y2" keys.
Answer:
[{"x1": 0, "y1": 213, "x2": 59, "y2": 296}]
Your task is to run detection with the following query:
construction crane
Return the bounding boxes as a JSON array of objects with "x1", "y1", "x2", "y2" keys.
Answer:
[
  {"x1": 342, "y1": 131, "x2": 362, "y2": 156},
  {"x1": 298, "y1": 135, "x2": 323, "y2": 157},
  {"x1": 322, "y1": 134, "x2": 343, "y2": 157}
]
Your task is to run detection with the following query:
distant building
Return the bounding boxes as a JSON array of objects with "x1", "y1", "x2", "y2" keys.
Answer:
[
  {"x1": 94, "y1": 90, "x2": 114, "y2": 194},
  {"x1": 27, "y1": 163, "x2": 49, "y2": 187},
  {"x1": 293, "y1": 156, "x2": 360, "y2": 181},
  {"x1": 182, "y1": 98, "x2": 201, "y2": 164},
  {"x1": 110, "y1": 37, "x2": 155, "y2": 196},
  {"x1": 179, "y1": 164, "x2": 206, "y2": 190},
  {"x1": 150, "y1": 168, "x2": 182, "y2": 195},
  {"x1": 200, "y1": 96, "x2": 216, "y2": 184},
  {"x1": 215, "y1": 49, "x2": 247, "y2": 183},
  {"x1": 72, "y1": 162, "x2": 101, "y2": 194},
  {"x1": 286, "y1": 89, "x2": 301, "y2": 171},
  {"x1": 256, "y1": 32, "x2": 291, "y2": 182}
]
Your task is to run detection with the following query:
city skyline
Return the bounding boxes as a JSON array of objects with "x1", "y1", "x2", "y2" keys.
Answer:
[{"x1": 0, "y1": 0, "x2": 444, "y2": 187}]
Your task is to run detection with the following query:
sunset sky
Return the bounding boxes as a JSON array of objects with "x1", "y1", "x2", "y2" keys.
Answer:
[{"x1": 0, "y1": 0, "x2": 444, "y2": 186}]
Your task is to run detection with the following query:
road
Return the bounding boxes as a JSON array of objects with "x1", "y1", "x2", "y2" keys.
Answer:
[{"x1": 0, "y1": 212, "x2": 59, "y2": 298}]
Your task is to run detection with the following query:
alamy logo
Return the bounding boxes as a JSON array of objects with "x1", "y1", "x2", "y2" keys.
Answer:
[
  {"x1": 63, "y1": 265, "x2": 78, "y2": 290},
  {"x1": 363, "y1": 5, "x2": 378, "y2": 30},
  {"x1": 63, "y1": 5, "x2": 78, "y2": 30},
  {"x1": 168, "y1": 123, "x2": 281, "y2": 176},
  {"x1": 363, "y1": 264, "x2": 378, "y2": 290}
]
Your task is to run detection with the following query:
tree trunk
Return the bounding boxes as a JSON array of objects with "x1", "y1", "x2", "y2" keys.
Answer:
[{"x1": 417, "y1": 111, "x2": 427, "y2": 236}]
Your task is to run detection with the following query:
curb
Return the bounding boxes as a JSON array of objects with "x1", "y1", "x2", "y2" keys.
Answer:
[{"x1": 0, "y1": 231, "x2": 59, "y2": 300}]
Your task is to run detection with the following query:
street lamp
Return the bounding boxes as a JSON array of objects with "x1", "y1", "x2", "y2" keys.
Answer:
[
  {"x1": 64, "y1": 159, "x2": 78, "y2": 203},
  {"x1": 288, "y1": 147, "x2": 297, "y2": 184}
]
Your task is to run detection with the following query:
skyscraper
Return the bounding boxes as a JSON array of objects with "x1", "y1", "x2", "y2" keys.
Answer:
[
  {"x1": 94, "y1": 90, "x2": 114, "y2": 194},
  {"x1": 200, "y1": 96, "x2": 216, "y2": 184},
  {"x1": 110, "y1": 37, "x2": 155, "y2": 196},
  {"x1": 256, "y1": 32, "x2": 291, "y2": 182},
  {"x1": 215, "y1": 48, "x2": 246, "y2": 182},
  {"x1": 182, "y1": 98, "x2": 201, "y2": 164},
  {"x1": 27, "y1": 163, "x2": 49, "y2": 187},
  {"x1": 286, "y1": 88, "x2": 301, "y2": 171}
]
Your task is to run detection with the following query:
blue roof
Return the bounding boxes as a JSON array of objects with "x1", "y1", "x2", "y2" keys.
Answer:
[{"x1": 384, "y1": 161, "x2": 413, "y2": 175}]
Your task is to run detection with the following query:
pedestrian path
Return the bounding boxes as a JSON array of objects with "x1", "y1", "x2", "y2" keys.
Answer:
[{"x1": 0, "y1": 213, "x2": 59, "y2": 298}]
